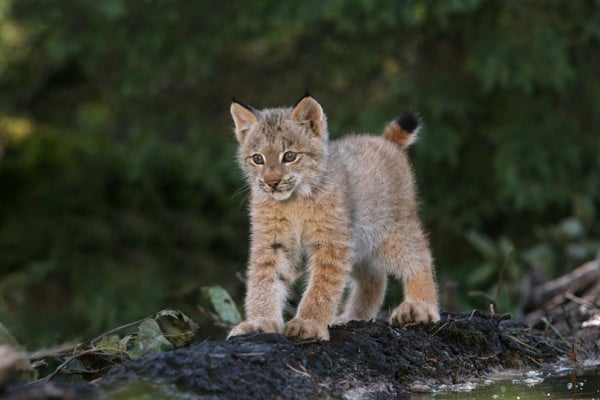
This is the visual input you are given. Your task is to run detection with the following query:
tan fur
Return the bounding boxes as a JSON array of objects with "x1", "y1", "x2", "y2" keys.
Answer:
[{"x1": 228, "y1": 96, "x2": 439, "y2": 341}]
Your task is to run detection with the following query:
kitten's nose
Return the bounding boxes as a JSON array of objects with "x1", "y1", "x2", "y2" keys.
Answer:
[{"x1": 266, "y1": 179, "x2": 280, "y2": 188}]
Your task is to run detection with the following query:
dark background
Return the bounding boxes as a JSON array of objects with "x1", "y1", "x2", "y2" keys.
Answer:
[{"x1": 1, "y1": 0, "x2": 598, "y2": 347}]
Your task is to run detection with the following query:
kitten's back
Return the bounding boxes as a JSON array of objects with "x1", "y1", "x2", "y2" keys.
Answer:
[{"x1": 330, "y1": 134, "x2": 418, "y2": 259}]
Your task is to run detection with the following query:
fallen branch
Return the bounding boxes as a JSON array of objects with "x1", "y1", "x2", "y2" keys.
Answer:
[
  {"x1": 526, "y1": 260, "x2": 600, "y2": 310},
  {"x1": 521, "y1": 260, "x2": 600, "y2": 345}
]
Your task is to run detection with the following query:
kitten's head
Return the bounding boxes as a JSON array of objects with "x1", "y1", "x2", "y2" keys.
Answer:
[{"x1": 230, "y1": 94, "x2": 329, "y2": 201}]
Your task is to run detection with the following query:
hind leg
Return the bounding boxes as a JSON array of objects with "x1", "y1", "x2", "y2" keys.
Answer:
[
  {"x1": 334, "y1": 261, "x2": 387, "y2": 324},
  {"x1": 378, "y1": 219, "x2": 439, "y2": 324}
]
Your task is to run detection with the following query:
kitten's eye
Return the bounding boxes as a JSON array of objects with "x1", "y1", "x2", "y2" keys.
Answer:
[
  {"x1": 282, "y1": 151, "x2": 297, "y2": 163},
  {"x1": 251, "y1": 154, "x2": 264, "y2": 165}
]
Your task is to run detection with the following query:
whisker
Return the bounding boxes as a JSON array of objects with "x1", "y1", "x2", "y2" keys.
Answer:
[{"x1": 232, "y1": 185, "x2": 251, "y2": 206}]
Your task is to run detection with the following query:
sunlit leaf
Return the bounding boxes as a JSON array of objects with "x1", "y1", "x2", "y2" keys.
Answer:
[
  {"x1": 203, "y1": 286, "x2": 242, "y2": 325},
  {"x1": 94, "y1": 335, "x2": 126, "y2": 356}
]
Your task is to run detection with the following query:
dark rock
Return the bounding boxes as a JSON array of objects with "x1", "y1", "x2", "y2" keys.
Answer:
[{"x1": 97, "y1": 312, "x2": 568, "y2": 399}]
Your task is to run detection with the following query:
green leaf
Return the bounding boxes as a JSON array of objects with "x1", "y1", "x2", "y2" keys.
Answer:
[
  {"x1": 465, "y1": 230, "x2": 498, "y2": 260},
  {"x1": 556, "y1": 217, "x2": 585, "y2": 241},
  {"x1": 130, "y1": 319, "x2": 173, "y2": 359},
  {"x1": 154, "y1": 309, "x2": 198, "y2": 347},
  {"x1": 522, "y1": 243, "x2": 555, "y2": 271},
  {"x1": 467, "y1": 261, "x2": 496, "y2": 287},
  {"x1": 203, "y1": 286, "x2": 242, "y2": 325},
  {"x1": 94, "y1": 334, "x2": 127, "y2": 356},
  {"x1": 61, "y1": 358, "x2": 91, "y2": 375},
  {"x1": 0, "y1": 321, "x2": 20, "y2": 347},
  {"x1": 119, "y1": 335, "x2": 134, "y2": 353}
]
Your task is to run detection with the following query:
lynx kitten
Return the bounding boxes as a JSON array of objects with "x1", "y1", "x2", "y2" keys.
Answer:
[{"x1": 228, "y1": 94, "x2": 439, "y2": 341}]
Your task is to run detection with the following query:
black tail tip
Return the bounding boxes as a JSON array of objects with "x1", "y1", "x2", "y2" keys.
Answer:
[{"x1": 396, "y1": 112, "x2": 420, "y2": 133}]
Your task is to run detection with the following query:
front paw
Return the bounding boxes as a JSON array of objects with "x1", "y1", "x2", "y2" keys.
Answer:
[
  {"x1": 227, "y1": 318, "x2": 284, "y2": 339},
  {"x1": 390, "y1": 300, "x2": 440, "y2": 325},
  {"x1": 285, "y1": 317, "x2": 329, "y2": 341}
]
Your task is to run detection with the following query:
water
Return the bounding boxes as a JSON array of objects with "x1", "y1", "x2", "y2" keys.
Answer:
[
  {"x1": 100, "y1": 368, "x2": 600, "y2": 399},
  {"x1": 427, "y1": 369, "x2": 600, "y2": 400}
]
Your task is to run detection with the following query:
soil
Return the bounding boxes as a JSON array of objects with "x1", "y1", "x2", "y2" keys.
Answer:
[
  {"x1": 101, "y1": 311, "x2": 571, "y2": 398},
  {"x1": 3, "y1": 311, "x2": 596, "y2": 400}
]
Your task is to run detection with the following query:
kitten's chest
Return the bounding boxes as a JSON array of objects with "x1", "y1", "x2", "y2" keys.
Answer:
[
  {"x1": 252, "y1": 192, "x2": 349, "y2": 253},
  {"x1": 277, "y1": 200, "x2": 319, "y2": 246}
]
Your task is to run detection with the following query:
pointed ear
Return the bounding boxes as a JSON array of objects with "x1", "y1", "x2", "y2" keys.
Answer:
[
  {"x1": 230, "y1": 101, "x2": 258, "y2": 143},
  {"x1": 291, "y1": 96, "x2": 326, "y2": 138}
]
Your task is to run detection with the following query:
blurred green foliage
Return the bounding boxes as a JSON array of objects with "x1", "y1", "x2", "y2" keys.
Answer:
[{"x1": 0, "y1": 0, "x2": 599, "y2": 347}]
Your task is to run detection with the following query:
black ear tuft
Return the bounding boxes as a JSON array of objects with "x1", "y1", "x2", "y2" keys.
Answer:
[
  {"x1": 303, "y1": 85, "x2": 311, "y2": 98},
  {"x1": 396, "y1": 112, "x2": 420, "y2": 133},
  {"x1": 294, "y1": 87, "x2": 314, "y2": 107},
  {"x1": 230, "y1": 92, "x2": 241, "y2": 104},
  {"x1": 230, "y1": 93, "x2": 256, "y2": 113}
]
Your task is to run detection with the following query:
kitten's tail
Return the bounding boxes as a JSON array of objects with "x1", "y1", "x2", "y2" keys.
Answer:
[{"x1": 382, "y1": 112, "x2": 420, "y2": 149}]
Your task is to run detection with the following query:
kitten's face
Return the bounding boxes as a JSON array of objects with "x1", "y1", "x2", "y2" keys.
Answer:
[{"x1": 231, "y1": 97, "x2": 328, "y2": 201}]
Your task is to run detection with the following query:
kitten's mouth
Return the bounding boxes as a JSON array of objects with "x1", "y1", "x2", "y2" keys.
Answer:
[
  {"x1": 262, "y1": 179, "x2": 297, "y2": 200},
  {"x1": 268, "y1": 185, "x2": 294, "y2": 200}
]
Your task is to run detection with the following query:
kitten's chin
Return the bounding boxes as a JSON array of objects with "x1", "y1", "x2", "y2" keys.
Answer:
[{"x1": 270, "y1": 190, "x2": 294, "y2": 201}]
